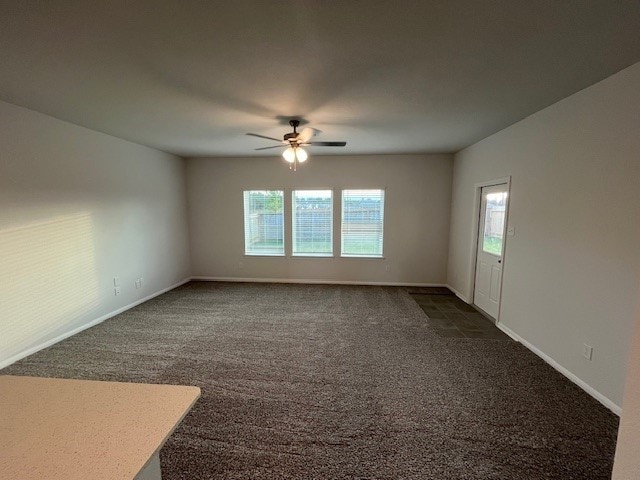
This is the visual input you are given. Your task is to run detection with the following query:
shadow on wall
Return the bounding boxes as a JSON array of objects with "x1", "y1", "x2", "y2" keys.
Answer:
[{"x1": 0, "y1": 213, "x2": 100, "y2": 360}]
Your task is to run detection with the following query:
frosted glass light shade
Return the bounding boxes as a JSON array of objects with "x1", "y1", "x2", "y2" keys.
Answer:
[
  {"x1": 296, "y1": 147, "x2": 308, "y2": 162},
  {"x1": 282, "y1": 147, "x2": 295, "y2": 163}
]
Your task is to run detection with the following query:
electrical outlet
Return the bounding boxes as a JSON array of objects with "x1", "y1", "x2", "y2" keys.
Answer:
[
  {"x1": 139, "y1": 277, "x2": 143, "y2": 287},
  {"x1": 583, "y1": 344, "x2": 593, "y2": 361},
  {"x1": 135, "y1": 279, "x2": 140, "y2": 289},
  {"x1": 114, "y1": 286, "x2": 121, "y2": 296}
]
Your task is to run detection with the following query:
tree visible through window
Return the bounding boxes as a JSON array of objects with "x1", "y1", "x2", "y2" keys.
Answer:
[
  {"x1": 341, "y1": 189, "x2": 385, "y2": 257},
  {"x1": 243, "y1": 190, "x2": 284, "y2": 255},
  {"x1": 292, "y1": 190, "x2": 333, "y2": 256}
]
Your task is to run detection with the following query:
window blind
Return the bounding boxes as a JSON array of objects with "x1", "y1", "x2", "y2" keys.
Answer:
[
  {"x1": 243, "y1": 190, "x2": 284, "y2": 256},
  {"x1": 341, "y1": 189, "x2": 385, "y2": 257},
  {"x1": 292, "y1": 190, "x2": 333, "y2": 256}
]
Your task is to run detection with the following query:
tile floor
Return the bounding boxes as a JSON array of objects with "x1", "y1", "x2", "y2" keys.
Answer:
[{"x1": 406, "y1": 287, "x2": 511, "y2": 340}]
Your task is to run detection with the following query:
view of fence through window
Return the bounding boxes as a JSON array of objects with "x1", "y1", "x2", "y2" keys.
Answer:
[
  {"x1": 341, "y1": 189, "x2": 385, "y2": 257},
  {"x1": 243, "y1": 190, "x2": 284, "y2": 255},
  {"x1": 243, "y1": 189, "x2": 385, "y2": 258},
  {"x1": 292, "y1": 190, "x2": 333, "y2": 256},
  {"x1": 482, "y1": 192, "x2": 507, "y2": 256}
]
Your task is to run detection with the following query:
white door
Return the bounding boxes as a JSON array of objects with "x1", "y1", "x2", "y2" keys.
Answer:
[{"x1": 474, "y1": 184, "x2": 508, "y2": 320}]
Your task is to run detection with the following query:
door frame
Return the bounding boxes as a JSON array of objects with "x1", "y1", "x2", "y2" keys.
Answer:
[{"x1": 468, "y1": 176, "x2": 512, "y2": 324}]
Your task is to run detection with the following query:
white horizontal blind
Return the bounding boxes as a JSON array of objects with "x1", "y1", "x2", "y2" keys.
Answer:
[
  {"x1": 292, "y1": 190, "x2": 333, "y2": 256},
  {"x1": 243, "y1": 190, "x2": 284, "y2": 256},
  {"x1": 341, "y1": 189, "x2": 385, "y2": 257}
]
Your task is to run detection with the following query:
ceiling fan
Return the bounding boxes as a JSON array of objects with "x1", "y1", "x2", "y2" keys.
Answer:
[{"x1": 247, "y1": 119, "x2": 347, "y2": 170}]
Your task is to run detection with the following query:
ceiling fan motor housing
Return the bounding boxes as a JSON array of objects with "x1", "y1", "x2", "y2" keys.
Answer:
[
  {"x1": 246, "y1": 118, "x2": 346, "y2": 152},
  {"x1": 284, "y1": 119, "x2": 301, "y2": 141}
]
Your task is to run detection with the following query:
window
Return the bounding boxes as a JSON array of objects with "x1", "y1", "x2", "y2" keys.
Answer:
[
  {"x1": 292, "y1": 190, "x2": 333, "y2": 256},
  {"x1": 341, "y1": 189, "x2": 385, "y2": 257},
  {"x1": 482, "y1": 191, "x2": 507, "y2": 256},
  {"x1": 243, "y1": 190, "x2": 284, "y2": 256}
]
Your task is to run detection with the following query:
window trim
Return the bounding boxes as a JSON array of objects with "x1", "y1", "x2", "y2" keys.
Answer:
[
  {"x1": 339, "y1": 187, "x2": 386, "y2": 259},
  {"x1": 291, "y1": 188, "x2": 334, "y2": 258},
  {"x1": 242, "y1": 189, "x2": 286, "y2": 257}
]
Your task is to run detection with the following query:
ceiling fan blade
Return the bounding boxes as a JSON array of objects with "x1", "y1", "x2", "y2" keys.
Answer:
[
  {"x1": 296, "y1": 127, "x2": 315, "y2": 144},
  {"x1": 246, "y1": 133, "x2": 283, "y2": 142},
  {"x1": 308, "y1": 141, "x2": 347, "y2": 147},
  {"x1": 254, "y1": 145, "x2": 284, "y2": 150}
]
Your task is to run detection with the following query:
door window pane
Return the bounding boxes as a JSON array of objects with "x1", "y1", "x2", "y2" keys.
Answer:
[
  {"x1": 341, "y1": 189, "x2": 384, "y2": 257},
  {"x1": 292, "y1": 190, "x2": 333, "y2": 256},
  {"x1": 482, "y1": 192, "x2": 507, "y2": 256},
  {"x1": 243, "y1": 190, "x2": 284, "y2": 256}
]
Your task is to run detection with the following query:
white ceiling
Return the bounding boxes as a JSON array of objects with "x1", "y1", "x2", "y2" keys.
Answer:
[{"x1": 1, "y1": 1, "x2": 639, "y2": 157}]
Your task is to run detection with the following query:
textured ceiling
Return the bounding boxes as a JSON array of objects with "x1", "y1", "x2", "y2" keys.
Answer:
[{"x1": 1, "y1": 1, "x2": 639, "y2": 157}]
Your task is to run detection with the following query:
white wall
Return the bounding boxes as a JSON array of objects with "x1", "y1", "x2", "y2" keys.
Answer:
[
  {"x1": 0, "y1": 100, "x2": 191, "y2": 367},
  {"x1": 613, "y1": 291, "x2": 640, "y2": 478},
  {"x1": 186, "y1": 154, "x2": 452, "y2": 285},
  {"x1": 447, "y1": 62, "x2": 640, "y2": 408}
]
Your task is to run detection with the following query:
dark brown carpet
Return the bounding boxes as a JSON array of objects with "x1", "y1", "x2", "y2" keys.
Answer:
[{"x1": 2, "y1": 282, "x2": 618, "y2": 479}]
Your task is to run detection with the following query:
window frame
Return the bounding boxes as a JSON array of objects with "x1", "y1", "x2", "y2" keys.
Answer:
[
  {"x1": 291, "y1": 189, "x2": 334, "y2": 258},
  {"x1": 481, "y1": 191, "x2": 507, "y2": 258},
  {"x1": 340, "y1": 188, "x2": 386, "y2": 259},
  {"x1": 242, "y1": 189, "x2": 286, "y2": 257}
]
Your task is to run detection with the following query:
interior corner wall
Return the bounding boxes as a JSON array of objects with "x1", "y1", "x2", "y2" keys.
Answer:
[
  {"x1": 446, "y1": 62, "x2": 640, "y2": 407},
  {"x1": 0, "y1": 100, "x2": 191, "y2": 367},
  {"x1": 186, "y1": 154, "x2": 452, "y2": 285}
]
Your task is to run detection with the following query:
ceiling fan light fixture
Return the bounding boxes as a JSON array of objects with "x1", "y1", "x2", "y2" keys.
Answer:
[
  {"x1": 296, "y1": 147, "x2": 308, "y2": 162},
  {"x1": 249, "y1": 119, "x2": 346, "y2": 170},
  {"x1": 282, "y1": 147, "x2": 296, "y2": 163}
]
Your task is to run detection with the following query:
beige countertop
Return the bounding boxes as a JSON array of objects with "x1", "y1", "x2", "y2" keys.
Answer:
[{"x1": 0, "y1": 375, "x2": 200, "y2": 480}]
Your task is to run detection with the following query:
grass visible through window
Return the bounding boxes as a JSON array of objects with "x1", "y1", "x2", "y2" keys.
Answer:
[
  {"x1": 483, "y1": 236, "x2": 502, "y2": 256},
  {"x1": 293, "y1": 241, "x2": 332, "y2": 254},
  {"x1": 342, "y1": 238, "x2": 382, "y2": 256}
]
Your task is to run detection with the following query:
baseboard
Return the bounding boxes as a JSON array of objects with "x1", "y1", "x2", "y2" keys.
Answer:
[
  {"x1": 190, "y1": 276, "x2": 447, "y2": 287},
  {"x1": 0, "y1": 278, "x2": 191, "y2": 370},
  {"x1": 445, "y1": 284, "x2": 470, "y2": 303},
  {"x1": 8, "y1": 277, "x2": 618, "y2": 419},
  {"x1": 496, "y1": 322, "x2": 621, "y2": 416}
]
